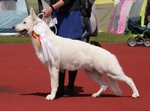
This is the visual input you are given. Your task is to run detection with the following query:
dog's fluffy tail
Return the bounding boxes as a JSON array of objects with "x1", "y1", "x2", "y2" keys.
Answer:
[{"x1": 107, "y1": 76, "x2": 122, "y2": 96}]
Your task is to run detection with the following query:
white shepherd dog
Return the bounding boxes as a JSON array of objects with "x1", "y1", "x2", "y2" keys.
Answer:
[{"x1": 12, "y1": 7, "x2": 139, "y2": 100}]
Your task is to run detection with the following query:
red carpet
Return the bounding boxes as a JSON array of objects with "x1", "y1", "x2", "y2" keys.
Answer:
[{"x1": 0, "y1": 43, "x2": 149, "y2": 111}]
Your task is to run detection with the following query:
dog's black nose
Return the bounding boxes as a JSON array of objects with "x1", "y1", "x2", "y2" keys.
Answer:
[{"x1": 12, "y1": 26, "x2": 15, "y2": 29}]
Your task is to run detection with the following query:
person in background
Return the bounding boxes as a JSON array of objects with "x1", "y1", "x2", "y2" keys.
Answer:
[
  {"x1": 38, "y1": 0, "x2": 42, "y2": 13},
  {"x1": 81, "y1": 0, "x2": 95, "y2": 43},
  {"x1": 44, "y1": 0, "x2": 82, "y2": 97},
  {"x1": 145, "y1": 0, "x2": 150, "y2": 25}
]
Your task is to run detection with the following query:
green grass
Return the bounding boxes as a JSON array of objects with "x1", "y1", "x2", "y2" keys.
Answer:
[
  {"x1": 0, "y1": 32, "x2": 132, "y2": 44},
  {"x1": 0, "y1": 36, "x2": 31, "y2": 44},
  {"x1": 91, "y1": 32, "x2": 132, "y2": 44}
]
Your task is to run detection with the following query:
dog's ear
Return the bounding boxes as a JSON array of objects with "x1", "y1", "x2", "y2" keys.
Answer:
[{"x1": 30, "y1": 7, "x2": 37, "y2": 21}]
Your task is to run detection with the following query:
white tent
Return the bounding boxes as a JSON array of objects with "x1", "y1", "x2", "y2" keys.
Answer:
[{"x1": 94, "y1": 0, "x2": 115, "y2": 32}]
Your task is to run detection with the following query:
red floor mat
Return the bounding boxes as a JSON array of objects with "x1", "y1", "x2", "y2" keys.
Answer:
[{"x1": 0, "y1": 44, "x2": 149, "y2": 111}]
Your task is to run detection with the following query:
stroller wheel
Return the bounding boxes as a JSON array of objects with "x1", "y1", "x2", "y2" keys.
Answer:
[
  {"x1": 127, "y1": 38, "x2": 136, "y2": 46},
  {"x1": 143, "y1": 38, "x2": 150, "y2": 47}
]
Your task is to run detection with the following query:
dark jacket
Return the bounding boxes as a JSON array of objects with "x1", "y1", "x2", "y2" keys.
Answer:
[{"x1": 50, "y1": 0, "x2": 81, "y2": 14}]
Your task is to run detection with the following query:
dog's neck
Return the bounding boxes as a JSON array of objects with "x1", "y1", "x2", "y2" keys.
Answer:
[
  {"x1": 31, "y1": 19, "x2": 58, "y2": 64},
  {"x1": 31, "y1": 19, "x2": 56, "y2": 36}
]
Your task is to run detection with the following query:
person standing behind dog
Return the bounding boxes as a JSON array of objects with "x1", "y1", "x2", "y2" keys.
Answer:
[
  {"x1": 81, "y1": 0, "x2": 95, "y2": 43},
  {"x1": 44, "y1": 0, "x2": 82, "y2": 97}
]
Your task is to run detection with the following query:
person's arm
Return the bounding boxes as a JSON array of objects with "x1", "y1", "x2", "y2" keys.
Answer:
[{"x1": 44, "y1": 0, "x2": 65, "y2": 17}]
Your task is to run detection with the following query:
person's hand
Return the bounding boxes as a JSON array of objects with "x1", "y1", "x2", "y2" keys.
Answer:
[{"x1": 44, "y1": 7, "x2": 53, "y2": 18}]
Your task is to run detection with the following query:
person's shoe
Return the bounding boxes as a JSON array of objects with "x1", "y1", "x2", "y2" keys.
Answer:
[
  {"x1": 90, "y1": 41, "x2": 101, "y2": 47},
  {"x1": 56, "y1": 91, "x2": 64, "y2": 97},
  {"x1": 63, "y1": 89, "x2": 74, "y2": 97},
  {"x1": 56, "y1": 88, "x2": 64, "y2": 97}
]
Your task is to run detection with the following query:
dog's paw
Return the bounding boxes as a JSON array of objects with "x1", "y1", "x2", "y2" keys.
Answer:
[
  {"x1": 92, "y1": 93, "x2": 100, "y2": 98},
  {"x1": 91, "y1": 85, "x2": 108, "y2": 98},
  {"x1": 46, "y1": 94, "x2": 55, "y2": 100},
  {"x1": 132, "y1": 93, "x2": 139, "y2": 98}
]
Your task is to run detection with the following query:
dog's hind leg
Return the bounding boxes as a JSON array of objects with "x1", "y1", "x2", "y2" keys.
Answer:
[
  {"x1": 107, "y1": 76, "x2": 122, "y2": 96},
  {"x1": 84, "y1": 70, "x2": 108, "y2": 98},
  {"x1": 107, "y1": 73, "x2": 139, "y2": 98},
  {"x1": 46, "y1": 67, "x2": 59, "y2": 100}
]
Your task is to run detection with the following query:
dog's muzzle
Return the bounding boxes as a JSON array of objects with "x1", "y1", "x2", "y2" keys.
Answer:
[{"x1": 12, "y1": 26, "x2": 28, "y2": 36}]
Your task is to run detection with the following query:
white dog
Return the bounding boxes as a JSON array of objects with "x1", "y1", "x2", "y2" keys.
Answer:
[{"x1": 12, "y1": 7, "x2": 139, "y2": 100}]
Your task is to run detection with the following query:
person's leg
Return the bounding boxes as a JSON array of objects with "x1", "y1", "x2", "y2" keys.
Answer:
[
  {"x1": 85, "y1": 18, "x2": 92, "y2": 43},
  {"x1": 64, "y1": 70, "x2": 78, "y2": 97},
  {"x1": 56, "y1": 70, "x2": 66, "y2": 96},
  {"x1": 82, "y1": 17, "x2": 92, "y2": 43}
]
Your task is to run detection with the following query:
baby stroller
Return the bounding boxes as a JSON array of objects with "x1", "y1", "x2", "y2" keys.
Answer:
[{"x1": 127, "y1": 16, "x2": 150, "y2": 47}]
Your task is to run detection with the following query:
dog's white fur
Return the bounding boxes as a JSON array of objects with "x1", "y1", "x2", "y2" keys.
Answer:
[{"x1": 13, "y1": 7, "x2": 139, "y2": 100}]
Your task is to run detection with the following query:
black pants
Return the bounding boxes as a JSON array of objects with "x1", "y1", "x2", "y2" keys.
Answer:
[{"x1": 58, "y1": 70, "x2": 77, "y2": 92}]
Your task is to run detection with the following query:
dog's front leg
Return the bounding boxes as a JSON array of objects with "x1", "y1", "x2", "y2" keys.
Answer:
[{"x1": 46, "y1": 67, "x2": 59, "y2": 100}]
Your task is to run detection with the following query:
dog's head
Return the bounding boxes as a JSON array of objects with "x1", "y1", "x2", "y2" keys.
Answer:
[{"x1": 12, "y1": 7, "x2": 41, "y2": 36}]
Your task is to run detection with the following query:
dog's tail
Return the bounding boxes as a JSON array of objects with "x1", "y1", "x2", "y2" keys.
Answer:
[{"x1": 107, "y1": 76, "x2": 122, "y2": 96}]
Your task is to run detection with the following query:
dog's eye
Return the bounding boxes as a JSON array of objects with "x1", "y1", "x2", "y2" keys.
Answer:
[{"x1": 23, "y1": 21, "x2": 26, "y2": 24}]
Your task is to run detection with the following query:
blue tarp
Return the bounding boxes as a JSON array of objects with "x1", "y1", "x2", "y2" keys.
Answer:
[{"x1": 0, "y1": 0, "x2": 28, "y2": 34}]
